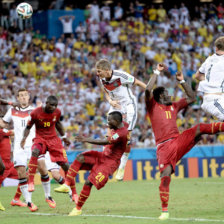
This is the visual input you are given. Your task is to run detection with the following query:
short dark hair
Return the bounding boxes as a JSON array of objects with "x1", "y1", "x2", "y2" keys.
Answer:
[
  {"x1": 17, "y1": 88, "x2": 28, "y2": 96},
  {"x1": 46, "y1": 95, "x2": 58, "y2": 104},
  {"x1": 153, "y1": 86, "x2": 165, "y2": 102},
  {"x1": 108, "y1": 111, "x2": 122, "y2": 123}
]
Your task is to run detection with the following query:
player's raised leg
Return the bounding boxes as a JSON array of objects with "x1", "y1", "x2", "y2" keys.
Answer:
[
  {"x1": 116, "y1": 103, "x2": 137, "y2": 181},
  {"x1": 68, "y1": 181, "x2": 93, "y2": 216}
]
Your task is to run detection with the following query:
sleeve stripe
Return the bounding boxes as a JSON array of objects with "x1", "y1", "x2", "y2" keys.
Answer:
[{"x1": 113, "y1": 73, "x2": 129, "y2": 80}]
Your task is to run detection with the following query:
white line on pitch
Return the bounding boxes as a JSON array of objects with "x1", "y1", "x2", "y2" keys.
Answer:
[{"x1": 8, "y1": 212, "x2": 224, "y2": 222}]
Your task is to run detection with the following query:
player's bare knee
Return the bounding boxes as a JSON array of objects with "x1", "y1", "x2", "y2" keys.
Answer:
[
  {"x1": 76, "y1": 154, "x2": 84, "y2": 163},
  {"x1": 51, "y1": 169, "x2": 60, "y2": 181},
  {"x1": 16, "y1": 166, "x2": 27, "y2": 179},
  {"x1": 38, "y1": 166, "x2": 48, "y2": 175},
  {"x1": 32, "y1": 148, "x2": 40, "y2": 157}
]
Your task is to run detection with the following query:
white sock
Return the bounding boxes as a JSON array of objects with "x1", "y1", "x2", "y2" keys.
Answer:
[
  {"x1": 20, "y1": 184, "x2": 31, "y2": 203},
  {"x1": 119, "y1": 153, "x2": 129, "y2": 169},
  {"x1": 42, "y1": 180, "x2": 51, "y2": 198}
]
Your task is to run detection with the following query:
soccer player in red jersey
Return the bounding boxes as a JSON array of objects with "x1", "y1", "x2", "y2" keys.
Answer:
[
  {"x1": 145, "y1": 64, "x2": 224, "y2": 220},
  {"x1": 65, "y1": 111, "x2": 129, "y2": 216},
  {"x1": 20, "y1": 95, "x2": 75, "y2": 203},
  {"x1": 0, "y1": 127, "x2": 27, "y2": 211},
  {"x1": 0, "y1": 91, "x2": 64, "y2": 210}
]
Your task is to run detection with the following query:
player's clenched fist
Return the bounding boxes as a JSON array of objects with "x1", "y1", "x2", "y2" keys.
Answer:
[
  {"x1": 157, "y1": 63, "x2": 166, "y2": 71},
  {"x1": 176, "y1": 71, "x2": 184, "y2": 82}
]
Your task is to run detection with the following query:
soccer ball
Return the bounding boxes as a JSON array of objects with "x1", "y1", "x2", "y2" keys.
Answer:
[{"x1": 16, "y1": 2, "x2": 33, "y2": 19}]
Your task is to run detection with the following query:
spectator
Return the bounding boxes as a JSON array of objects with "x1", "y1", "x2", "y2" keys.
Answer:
[
  {"x1": 59, "y1": 15, "x2": 75, "y2": 38},
  {"x1": 100, "y1": 2, "x2": 111, "y2": 21},
  {"x1": 114, "y1": 2, "x2": 123, "y2": 21},
  {"x1": 89, "y1": 1, "x2": 100, "y2": 22}
]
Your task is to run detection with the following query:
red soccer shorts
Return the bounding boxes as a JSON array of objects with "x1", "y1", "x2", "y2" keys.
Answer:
[
  {"x1": 80, "y1": 150, "x2": 119, "y2": 190},
  {"x1": 31, "y1": 137, "x2": 68, "y2": 164},
  {"x1": 157, "y1": 126, "x2": 198, "y2": 173},
  {"x1": 0, "y1": 160, "x2": 18, "y2": 185}
]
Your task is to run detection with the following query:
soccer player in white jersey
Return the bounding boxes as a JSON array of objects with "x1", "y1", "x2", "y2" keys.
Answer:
[
  {"x1": 95, "y1": 59, "x2": 147, "y2": 181},
  {"x1": 195, "y1": 36, "x2": 224, "y2": 121},
  {"x1": 0, "y1": 88, "x2": 62, "y2": 210}
]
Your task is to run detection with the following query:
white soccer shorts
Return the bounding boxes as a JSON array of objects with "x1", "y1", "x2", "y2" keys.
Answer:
[
  {"x1": 201, "y1": 94, "x2": 224, "y2": 121},
  {"x1": 13, "y1": 143, "x2": 32, "y2": 167},
  {"x1": 44, "y1": 152, "x2": 60, "y2": 171},
  {"x1": 108, "y1": 102, "x2": 138, "y2": 131}
]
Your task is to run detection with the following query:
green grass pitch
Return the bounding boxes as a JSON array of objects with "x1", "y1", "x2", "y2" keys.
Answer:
[{"x1": 0, "y1": 178, "x2": 223, "y2": 224}]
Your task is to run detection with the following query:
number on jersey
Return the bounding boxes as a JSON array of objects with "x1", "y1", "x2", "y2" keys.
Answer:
[
  {"x1": 21, "y1": 119, "x2": 26, "y2": 127},
  {"x1": 44, "y1": 122, "x2": 50, "y2": 127},
  {"x1": 165, "y1": 111, "x2": 171, "y2": 119}
]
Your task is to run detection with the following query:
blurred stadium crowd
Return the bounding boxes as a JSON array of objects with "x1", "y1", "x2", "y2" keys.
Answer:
[{"x1": 0, "y1": 1, "x2": 224, "y2": 150}]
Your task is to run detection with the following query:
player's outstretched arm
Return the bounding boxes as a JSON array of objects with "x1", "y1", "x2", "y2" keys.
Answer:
[
  {"x1": 195, "y1": 70, "x2": 205, "y2": 81},
  {"x1": 0, "y1": 98, "x2": 20, "y2": 107},
  {"x1": 56, "y1": 120, "x2": 71, "y2": 146},
  {"x1": 75, "y1": 135, "x2": 110, "y2": 145},
  {"x1": 176, "y1": 71, "x2": 196, "y2": 104},
  {"x1": 145, "y1": 63, "x2": 165, "y2": 100},
  {"x1": 134, "y1": 78, "x2": 147, "y2": 89},
  {"x1": 20, "y1": 124, "x2": 32, "y2": 149}
]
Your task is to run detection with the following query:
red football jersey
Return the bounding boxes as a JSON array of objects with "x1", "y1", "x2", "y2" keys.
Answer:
[
  {"x1": 0, "y1": 129, "x2": 12, "y2": 161},
  {"x1": 146, "y1": 97, "x2": 188, "y2": 145},
  {"x1": 28, "y1": 107, "x2": 61, "y2": 139},
  {"x1": 103, "y1": 122, "x2": 129, "y2": 161}
]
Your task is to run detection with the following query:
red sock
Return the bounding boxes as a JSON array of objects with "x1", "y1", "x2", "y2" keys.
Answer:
[
  {"x1": 200, "y1": 122, "x2": 224, "y2": 134},
  {"x1": 28, "y1": 156, "x2": 38, "y2": 184},
  {"x1": 65, "y1": 160, "x2": 82, "y2": 186},
  {"x1": 159, "y1": 176, "x2": 171, "y2": 212},
  {"x1": 14, "y1": 184, "x2": 22, "y2": 200},
  {"x1": 76, "y1": 184, "x2": 92, "y2": 210},
  {"x1": 70, "y1": 179, "x2": 77, "y2": 195}
]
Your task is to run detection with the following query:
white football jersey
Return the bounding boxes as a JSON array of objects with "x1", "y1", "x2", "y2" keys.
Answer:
[
  {"x1": 198, "y1": 54, "x2": 224, "y2": 93},
  {"x1": 100, "y1": 70, "x2": 137, "y2": 105},
  {"x1": 3, "y1": 105, "x2": 35, "y2": 148}
]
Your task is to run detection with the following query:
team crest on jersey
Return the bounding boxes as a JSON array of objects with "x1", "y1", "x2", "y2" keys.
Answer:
[
  {"x1": 128, "y1": 77, "x2": 134, "y2": 82},
  {"x1": 53, "y1": 116, "x2": 56, "y2": 122},
  {"x1": 112, "y1": 133, "x2": 119, "y2": 140},
  {"x1": 171, "y1": 106, "x2": 174, "y2": 111}
]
